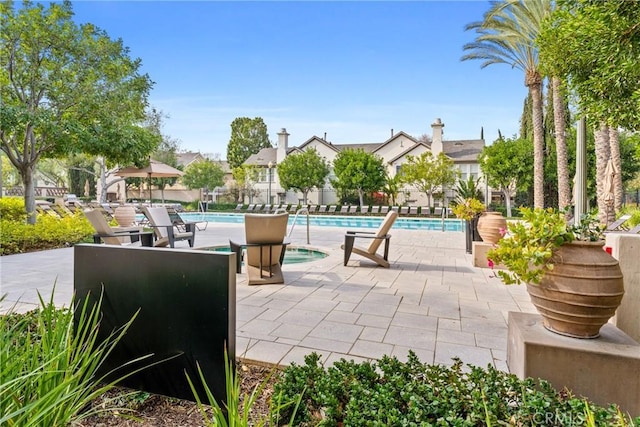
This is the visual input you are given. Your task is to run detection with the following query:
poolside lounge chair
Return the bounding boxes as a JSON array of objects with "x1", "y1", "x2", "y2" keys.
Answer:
[
  {"x1": 167, "y1": 206, "x2": 208, "y2": 231},
  {"x1": 142, "y1": 206, "x2": 196, "y2": 248},
  {"x1": 84, "y1": 209, "x2": 153, "y2": 246},
  {"x1": 348, "y1": 205, "x2": 358, "y2": 214},
  {"x1": 233, "y1": 203, "x2": 244, "y2": 212},
  {"x1": 339, "y1": 205, "x2": 349, "y2": 214},
  {"x1": 327, "y1": 205, "x2": 337, "y2": 214},
  {"x1": 380, "y1": 206, "x2": 389, "y2": 215},
  {"x1": 318, "y1": 205, "x2": 328, "y2": 214},
  {"x1": 359, "y1": 205, "x2": 370, "y2": 215},
  {"x1": 246, "y1": 204, "x2": 256, "y2": 213},
  {"x1": 243, "y1": 213, "x2": 289, "y2": 285},
  {"x1": 289, "y1": 204, "x2": 300, "y2": 214},
  {"x1": 399, "y1": 206, "x2": 409, "y2": 216},
  {"x1": 408, "y1": 206, "x2": 419, "y2": 216},
  {"x1": 434, "y1": 207, "x2": 443, "y2": 217},
  {"x1": 308, "y1": 205, "x2": 318, "y2": 214},
  {"x1": 262, "y1": 204, "x2": 272, "y2": 213},
  {"x1": 370, "y1": 205, "x2": 380, "y2": 215},
  {"x1": 420, "y1": 206, "x2": 430, "y2": 216},
  {"x1": 606, "y1": 214, "x2": 632, "y2": 232},
  {"x1": 341, "y1": 210, "x2": 398, "y2": 268}
]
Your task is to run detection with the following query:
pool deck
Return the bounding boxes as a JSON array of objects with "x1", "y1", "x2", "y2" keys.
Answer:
[{"x1": 0, "y1": 221, "x2": 536, "y2": 371}]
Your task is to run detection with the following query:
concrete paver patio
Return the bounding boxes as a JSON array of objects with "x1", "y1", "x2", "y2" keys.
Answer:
[{"x1": 0, "y1": 220, "x2": 536, "y2": 372}]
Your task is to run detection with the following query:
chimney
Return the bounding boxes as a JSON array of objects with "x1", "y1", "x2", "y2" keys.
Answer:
[
  {"x1": 277, "y1": 128, "x2": 289, "y2": 163},
  {"x1": 431, "y1": 118, "x2": 444, "y2": 155},
  {"x1": 323, "y1": 132, "x2": 327, "y2": 141},
  {"x1": 391, "y1": 128, "x2": 394, "y2": 138}
]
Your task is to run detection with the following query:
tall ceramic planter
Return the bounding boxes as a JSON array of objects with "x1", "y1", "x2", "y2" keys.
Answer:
[
  {"x1": 114, "y1": 206, "x2": 136, "y2": 227},
  {"x1": 476, "y1": 212, "x2": 507, "y2": 244},
  {"x1": 526, "y1": 241, "x2": 624, "y2": 339}
]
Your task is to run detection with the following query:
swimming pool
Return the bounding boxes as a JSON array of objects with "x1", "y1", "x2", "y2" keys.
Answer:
[{"x1": 180, "y1": 212, "x2": 463, "y2": 231}]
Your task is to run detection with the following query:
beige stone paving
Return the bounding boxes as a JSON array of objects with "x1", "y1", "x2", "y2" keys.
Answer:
[{"x1": 0, "y1": 219, "x2": 537, "y2": 371}]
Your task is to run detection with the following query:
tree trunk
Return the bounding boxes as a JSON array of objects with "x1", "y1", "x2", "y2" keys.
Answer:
[
  {"x1": 530, "y1": 83, "x2": 545, "y2": 209},
  {"x1": 358, "y1": 189, "x2": 364, "y2": 207},
  {"x1": 551, "y1": 77, "x2": 571, "y2": 211},
  {"x1": 594, "y1": 124, "x2": 611, "y2": 224},
  {"x1": 22, "y1": 165, "x2": 37, "y2": 225},
  {"x1": 97, "y1": 157, "x2": 109, "y2": 203},
  {"x1": 608, "y1": 127, "x2": 623, "y2": 212},
  {"x1": 502, "y1": 186, "x2": 513, "y2": 218}
]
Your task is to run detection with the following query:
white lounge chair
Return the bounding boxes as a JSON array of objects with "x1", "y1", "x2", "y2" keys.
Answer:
[{"x1": 142, "y1": 206, "x2": 196, "y2": 248}]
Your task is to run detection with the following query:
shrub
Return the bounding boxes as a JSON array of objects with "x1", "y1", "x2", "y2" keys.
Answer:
[
  {"x1": 0, "y1": 211, "x2": 94, "y2": 255},
  {"x1": 0, "y1": 197, "x2": 27, "y2": 221},
  {"x1": 272, "y1": 352, "x2": 639, "y2": 426}
]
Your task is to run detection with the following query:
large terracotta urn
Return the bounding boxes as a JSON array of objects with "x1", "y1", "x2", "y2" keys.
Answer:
[
  {"x1": 526, "y1": 241, "x2": 624, "y2": 339},
  {"x1": 114, "y1": 206, "x2": 137, "y2": 227},
  {"x1": 476, "y1": 212, "x2": 507, "y2": 244}
]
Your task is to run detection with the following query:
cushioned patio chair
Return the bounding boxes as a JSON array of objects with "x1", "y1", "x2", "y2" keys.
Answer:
[
  {"x1": 142, "y1": 206, "x2": 196, "y2": 248},
  {"x1": 341, "y1": 210, "x2": 398, "y2": 268},
  {"x1": 243, "y1": 213, "x2": 289, "y2": 285},
  {"x1": 369, "y1": 205, "x2": 380, "y2": 215},
  {"x1": 359, "y1": 205, "x2": 370, "y2": 215},
  {"x1": 84, "y1": 209, "x2": 153, "y2": 246},
  {"x1": 399, "y1": 206, "x2": 409, "y2": 215}
]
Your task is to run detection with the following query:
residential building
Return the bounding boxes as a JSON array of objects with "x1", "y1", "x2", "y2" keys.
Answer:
[{"x1": 244, "y1": 118, "x2": 486, "y2": 207}]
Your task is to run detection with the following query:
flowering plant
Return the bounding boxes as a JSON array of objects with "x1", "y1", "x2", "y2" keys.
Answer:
[
  {"x1": 452, "y1": 198, "x2": 485, "y2": 221},
  {"x1": 487, "y1": 208, "x2": 604, "y2": 285}
]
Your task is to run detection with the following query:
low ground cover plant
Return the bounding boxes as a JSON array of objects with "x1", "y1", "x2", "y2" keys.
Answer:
[{"x1": 271, "y1": 352, "x2": 638, "y2": 426}]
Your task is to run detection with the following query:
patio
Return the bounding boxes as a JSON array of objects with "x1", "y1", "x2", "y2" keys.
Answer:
[{"x1": 0, "y1": 221, "x2": 535, "y2": 372}]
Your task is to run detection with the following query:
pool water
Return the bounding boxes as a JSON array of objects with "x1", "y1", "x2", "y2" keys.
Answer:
[
  {"x1": 180, "y1": 213, "x2": 463, "y2": 232},
  {"x1": 205, "y1": 246, "x2": 328, "y2": 264}
]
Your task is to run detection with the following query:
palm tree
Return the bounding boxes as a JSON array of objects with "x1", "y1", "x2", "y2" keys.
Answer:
[
  {"x1": 551, "y1": 76, "x2": 571, "y2": 211},
  {"x1": 462, "y1": 0, "x2": 552, "y2": 209}
]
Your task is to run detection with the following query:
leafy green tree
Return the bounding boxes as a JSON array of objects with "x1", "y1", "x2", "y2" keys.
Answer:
[
  {"x1": 182, "y1": 159, "x2": 225, "y2": 205},
  {"x1": 479, "y1": 137, "x2": 533, "y2": 217},
  {"x1": 400, "y1": 152, "x2": 458, "y2": 208},
  {"x1": 0, "y1": 1, "x2": 158, "y2": 223},
  {"x1": 463, "y1": 0, "x2": 553, "y2": 209},
  {"x1": 277, "y1": 148, "x2": 329, "y2": 205},
  {"x1": 231, "y1": 165, "x2": 259, "y2": 203},
  {"x1": 226, "y1": 117, "x2": 271, "y2": 170},
  {"x1": 331, "y1": 149, "x2": 386, "y2": 207}
]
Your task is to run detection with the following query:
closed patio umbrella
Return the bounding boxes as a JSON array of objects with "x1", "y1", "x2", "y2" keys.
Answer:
[{"x1": 115, "y1": 160, "x2": 184, "y2": 205}]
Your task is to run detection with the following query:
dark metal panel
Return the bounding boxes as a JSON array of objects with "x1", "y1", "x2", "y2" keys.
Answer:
[{"x1": 74, "y1": 244, "x2": 236, "y2": 404}]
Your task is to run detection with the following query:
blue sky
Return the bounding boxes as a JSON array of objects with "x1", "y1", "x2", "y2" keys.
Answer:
[{"x1": 69, "y1": 1, "x2": 526, "y2": 158}]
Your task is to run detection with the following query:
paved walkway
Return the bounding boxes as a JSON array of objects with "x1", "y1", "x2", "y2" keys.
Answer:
[{"x1": 0, "y1": 221, "x2": 536, "y2": 371}]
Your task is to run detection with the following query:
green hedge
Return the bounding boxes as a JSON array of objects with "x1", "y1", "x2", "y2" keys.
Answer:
[{"x1": 0, "y1": 199, "x2": 94, "y2": 255}]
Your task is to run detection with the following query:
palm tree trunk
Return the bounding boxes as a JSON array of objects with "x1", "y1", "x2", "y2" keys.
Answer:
[
  {"x1": 594, "y1": 124, "x2": 611, "y2": 224},
  {"x1": 608, "y1": 127, "x2": 623, "y2": 212},
  {"x1": 530, "y1": 82, "x2": 545, "y2": 208},
  {"x1": 551, "y1": 77, "x2": 571, "y2": 211}
]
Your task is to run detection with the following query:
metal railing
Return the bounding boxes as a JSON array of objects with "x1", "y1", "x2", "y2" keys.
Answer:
[{"x1": 287, "y1": 207, "x2": 310, "y2": 244}]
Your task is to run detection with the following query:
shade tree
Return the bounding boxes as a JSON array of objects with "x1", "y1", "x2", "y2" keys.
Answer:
[
  {"x1": 276, "y1": 148, "x2": 330, "y2": 205},
  {"x1": 400, "y1": 152, "x2": 459, "y2": 208},
  {"x1": 0, "y1": 1, "x2": 158, "y2": 223},
  {"x1": 331, "y1": 149, "x2": 386, "y2": 207}
]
